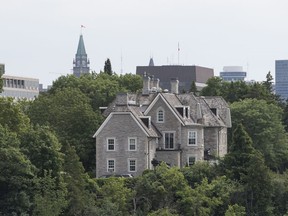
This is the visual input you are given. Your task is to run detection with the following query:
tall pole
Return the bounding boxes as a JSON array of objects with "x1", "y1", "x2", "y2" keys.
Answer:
[{"x1": 178, "y1": 42, "x2": 180, "y2": 65}]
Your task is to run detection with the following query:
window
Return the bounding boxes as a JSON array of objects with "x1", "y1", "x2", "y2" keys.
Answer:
[
  {"x1": 157, "y1": 109, "x2": 164, "y2": 123},
  {"x1": 164, "y1": 132, "x2": 175, "y2": 149},
  {"x1": 107, "y1": 138, "x2": 115, "y2": 151},
  {"x1": 107, "y1": 159, "x2": 115, "y2": 172},
  {"x1": 128, "y1": 159, "x2": 137, "y2": 172},
  {"x1": 188, "y1": 131, "x2": 197, "y2": 146},
  {"x1": 128, "y1": 137, "x2": 137, "y2": 151},
  {"x1": 187, "y1": 155, "x2": 196, "y2": 166}
]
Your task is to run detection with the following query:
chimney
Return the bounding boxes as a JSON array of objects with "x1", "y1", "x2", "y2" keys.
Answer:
[
  {"x1": 142, "y1": 72, "x2": 150, "y2": 95},
  {"x1": 153, "y1": 78, "x2": 159, "y2": 90},
  {"x1": 170, "y1": 78, "x2": 179, "y2": 94},
  {"x1": 115, "y1": 93, "x2": 128, "y2": 106}
]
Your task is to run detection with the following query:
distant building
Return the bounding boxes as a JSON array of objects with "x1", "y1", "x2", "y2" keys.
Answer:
[
  {"x1": 1, "y1": 74, "x2": 39, "y2": 100},
  {"x1": 93, "y1": 76, "x2": 231, "y2": 177},
  {"x1": 73, "y1": 34, "x2": 90, "y2": 77},
  {"x1": 275, "y1": 60, "x2": 288, "y2": 99},
  {"x1": 219, "y1": 66, "x2": 247, "y2": 81},
  {"x1": 0, "y1": 64, "x2": 5, "y2": 76},
  {"x1": 136, "y1": 59, "x2": 213, "y2": 92}
]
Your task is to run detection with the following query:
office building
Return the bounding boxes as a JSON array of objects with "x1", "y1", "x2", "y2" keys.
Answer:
[
  {"x1": 136, "y1": 59, "x2": 213, "y2": 92},
  {"x1": 1, "y1": 74, "x2": 39, "y2": 100},
  {"x1": 275, "y1": 60, "x2": 288, "y2": 99},
  {"x1": 219, "y1": 66, "x2": 247, "y2": 81}
]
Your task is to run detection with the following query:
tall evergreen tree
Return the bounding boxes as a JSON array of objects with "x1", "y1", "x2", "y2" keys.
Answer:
[
  {"x1": 104, "y1": 58, "x2": 113, "y2": 75},
  {"x1": 221, "y1": 124, "x2": 273, "y2": 215},
  {"x1": 189, "y1": 80, "x2": 198, "y2": 94}
]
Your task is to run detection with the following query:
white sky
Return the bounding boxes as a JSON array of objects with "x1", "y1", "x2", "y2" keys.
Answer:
[{"x1": 1, "y1": 0, "x2": 288, "y2": 87}]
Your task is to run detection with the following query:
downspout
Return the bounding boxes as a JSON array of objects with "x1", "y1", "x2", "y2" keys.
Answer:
[
  {"x1": 179, "y1": 122, "x2": 182, "y2": 168},
  {"x1": 147, "y1": 137, "x2": 153, "y2": 170},
  {"x1": 217, "y1": 127, "x2": 224, "y2": 157}
]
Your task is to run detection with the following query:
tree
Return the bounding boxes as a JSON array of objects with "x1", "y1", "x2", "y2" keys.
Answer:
[
  {"x1": 134, "y1": 163, "x2": 190, "y2": 214},
  {"x1": 20, "y1": 125, "x2": 64, "y2": 178},
  {"x1": 104, "y1": 58, "x2": 112, "y2": 75},
  {"x1": 118, "y1": 73, "x2": 143, "y2": 93},
  {"x1": 0, "y1": 125, "x2": 36, "y2": 215},
  {"x1": 221, "y1": 124, "x2": 273, "y2": 215},
  {"x1": 62, "y1": 143, "x2": 98, "y2": 215},
  {"x1": 0, "y1": 97, "x2": 30, "y2": 134},
  {"x1": 225, "y1": 204, "x2": 246, "y2": 216},
  {"x1": 181, "y1": 161, "x2": 217, "y2": 187},
  {"x1": 148, "y1": 208, "x2": 179, "y2": 216},
  {"x1": 48, "y1": 73, "x2": 141, "y2": 111},
  {"x1": 177, "y1": 176, "x2": 238, "y2": 216},
  {"x1": 32, "y1": 171, "x2": 67, "y2": 216},
  {"x1": 200, "y1": 74, "x2": 281, "y2": 105},
  {"x1": 189, "y1": 80, "x2": 198, "y2": 95},
  {"x1": 230, "y1": 99, "x2": 288, "y2": 171},
  {"x1": 200, "y1": 77, "x2": 225, "y2": 96},
  {"x1": 97, "y1": 178, "x2": 134, "y2": 215},
  {"x1": 27, "y1": 87, "x2": 103, "y2": 172}
]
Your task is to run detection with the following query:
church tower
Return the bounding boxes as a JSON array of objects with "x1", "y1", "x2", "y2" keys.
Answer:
[{"x1": 73, "y1": 34, "x2": 90, "y2": 77}]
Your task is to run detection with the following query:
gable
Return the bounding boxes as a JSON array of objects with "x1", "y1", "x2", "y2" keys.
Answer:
[
  {"x1": 93, "y1": 112, "x2": 150, "y2": 138},
  {"x1": 144, "y1": 93, "x2": 185, "y2": 125}
]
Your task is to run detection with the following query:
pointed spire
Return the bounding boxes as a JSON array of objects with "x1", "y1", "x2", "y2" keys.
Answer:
[
  {"x1": 149, "y1": 58, "x2": 154, "y2": 66},
  {"x1": 73, "y1": 34, "x2": 90, "y2": 77},
  {"x1": 76, "y1": 34, "x2": 87, "y2": 56}
]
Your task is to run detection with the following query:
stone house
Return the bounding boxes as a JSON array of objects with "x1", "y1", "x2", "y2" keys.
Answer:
[{"x1": 93, "y1": 75, "x2": 231, "y2": 177}]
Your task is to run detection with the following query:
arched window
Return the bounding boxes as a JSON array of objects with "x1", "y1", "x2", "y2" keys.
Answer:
[{"x1": 157, "y1": 109, "x2": 164, "y2": 123}]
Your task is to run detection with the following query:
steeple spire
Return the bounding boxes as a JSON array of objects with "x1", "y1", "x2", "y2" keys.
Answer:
[
  {"x1": 76, "y1": 35, "x2": 87, "y2": 56},
  {"x1": 73, "y1": 34, "x2": 90, "y2": 77},
  {"x1": 149, "y1": 57, "x2": 154, "y2": 66}
]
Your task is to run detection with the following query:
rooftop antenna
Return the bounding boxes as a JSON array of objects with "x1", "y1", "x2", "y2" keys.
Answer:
[
  {"x1": 178, "y1": 42, "x2": 180, "y2": 65},
  {"x1": 121, "y1": 50, "x2": 123, "y2": 74},
  {"x1": 246, "y1": 62, "x2": 249, "y2": 80},
  {"x1": 80, "y1": 25, "x2": 85, "y2": 34}
]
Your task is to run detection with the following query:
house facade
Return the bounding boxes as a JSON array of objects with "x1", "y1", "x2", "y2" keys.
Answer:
[{"x1": 93, "y1": 75, "x2": 231, "y2": 177}]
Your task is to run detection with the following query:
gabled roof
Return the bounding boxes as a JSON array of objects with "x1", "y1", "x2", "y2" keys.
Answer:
[
  {"x1": 93, "y1": 106, "x2": 159, "y2": 138},
  {"x1": 99, "y1": 92, "x2": 231, "y2": 133},
  {"x1": 76, "y1": 34, "x2": 87, "y2": 56},
  {"x1": 144, "y1": 93, "x2": 185, "y2": 126}
]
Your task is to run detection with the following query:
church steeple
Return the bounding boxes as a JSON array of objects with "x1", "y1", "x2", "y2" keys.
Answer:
[
  {"x1": 73, "y1": 34, "x2": 90, "y2": 77},
  {"x1": 149, "y1": 57, "x2": 154, "y2": 66}
]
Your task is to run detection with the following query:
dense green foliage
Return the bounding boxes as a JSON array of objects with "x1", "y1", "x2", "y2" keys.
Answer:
[
  {"x1": 2, "y1": 72, "x2": 288, "y2": 215},
  {"x1": 104, "y1": 58, "x2": 113, "y2": 75}
]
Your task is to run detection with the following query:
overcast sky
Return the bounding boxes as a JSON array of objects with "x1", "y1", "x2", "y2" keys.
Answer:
[{"x1": 1, "y1": 0, "x2": 288, "y2": 87}]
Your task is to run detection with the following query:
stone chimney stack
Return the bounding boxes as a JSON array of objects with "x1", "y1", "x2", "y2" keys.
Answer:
[
  {"x1": 115, "y1": 93, "x2": 128, "y2": 106},
  {"x1": 152, "y1": 78, "x2": 159, "y2": 90},
  {"x1": 170, "y1": 78, "x2": 179, "y2": 94},
  {"x1": 142, "y1": 72, "x2": 151, "y2": 95}
]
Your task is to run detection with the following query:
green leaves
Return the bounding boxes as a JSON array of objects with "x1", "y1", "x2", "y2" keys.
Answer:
[{"x1": 231, "y1": 99, "x2": 288, "y2": 171}]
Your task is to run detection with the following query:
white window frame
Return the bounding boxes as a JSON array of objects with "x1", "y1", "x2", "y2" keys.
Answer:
[
  {"x1": 187, "y1": 155, "x2": 197, "y2": 166},
  {"x1": 128, "y1": 137, "x2": 137, "y2": 151},
  {"x1": 157, "y1": 108, "x2": 164, "y2": 123},
  {"x1": 163, "y1": 131, "x2": 175, "y2": 150},
  {"x1": 107, "y1": 159, "x2": 115, "y2": 172},
  {"x1": 107, "y1": 137, "x2": 116, "y2": 151},
  {"x1": 188, "y1": 130, "x2": 197, "y2": 146},
  {"x1": 128, "y1": 158, "x2": 137, "y2": 172}
]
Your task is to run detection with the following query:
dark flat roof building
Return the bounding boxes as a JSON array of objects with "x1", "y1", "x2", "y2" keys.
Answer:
[{"x1": 136, "y1": 63, "x2": 214, "y2": 92}]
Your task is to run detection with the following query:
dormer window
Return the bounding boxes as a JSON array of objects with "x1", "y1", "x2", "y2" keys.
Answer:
[
  {"x1": 140, "y1": 116, "x2": 151, "y2": 128},
  {"x1": 211, "y1": 108, "x2": 217, "y2": 116},
  {"x1": 185, "y1": 106, "x2": 189, "y2": 118},
  {"x1": 157, "y1": 109, "x2": 164, "y2": 123},
  {"x1": 176, "y1": 106, "x2": 190, "y2": 118}
]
